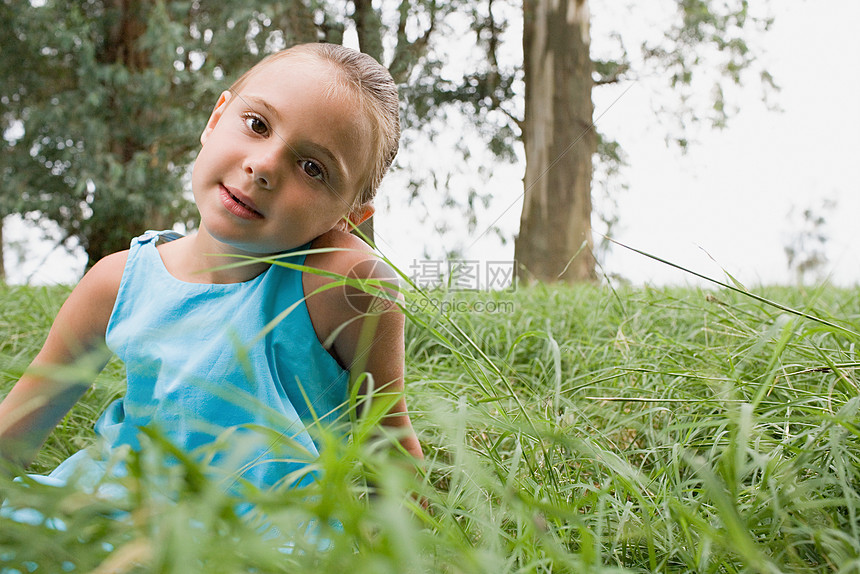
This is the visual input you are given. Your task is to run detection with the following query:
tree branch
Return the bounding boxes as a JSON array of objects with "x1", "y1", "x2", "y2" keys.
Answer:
[
  {"x1": 351, "y1": 0, "x2": 384, "y2": 62},
  {"x1": 593, "y1": 62, "x2": 630, "y2": 86},
  {"x1": 388, "y1": 0, "x2": 436, "y2": 83}
]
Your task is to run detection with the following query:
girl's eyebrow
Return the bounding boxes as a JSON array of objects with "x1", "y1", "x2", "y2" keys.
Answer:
[
  {"x1": 242, "y1": 95, "x2": 283, "y2": 124},
  {"x1": 239, "y1": 93, "x2": 349, "y2": 187}
]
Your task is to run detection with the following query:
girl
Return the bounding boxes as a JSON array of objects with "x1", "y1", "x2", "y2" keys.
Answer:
[{"x1": 0, "y1": 43, "x2": 422, "y2": 497}]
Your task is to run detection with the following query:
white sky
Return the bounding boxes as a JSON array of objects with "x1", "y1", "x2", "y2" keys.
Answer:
[
  {"x1": 599, "y1": 0, "x2": 860, "y2": 287},
  {"x1": 377, "y1": 0, "x2": 860, "y2": 288},
  {"x1": 5, "y1": 0, "x2": 859, "y2": 287}
]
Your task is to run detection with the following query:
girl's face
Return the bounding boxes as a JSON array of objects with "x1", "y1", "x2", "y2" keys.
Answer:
[{"x1": 191, "y1": 55, "x2": 373, "y2": 255}]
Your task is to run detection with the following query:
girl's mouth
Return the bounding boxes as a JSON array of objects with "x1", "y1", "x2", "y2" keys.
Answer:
[{"x1": 220, "y1": 185, "x2": 264, "y2": 220}]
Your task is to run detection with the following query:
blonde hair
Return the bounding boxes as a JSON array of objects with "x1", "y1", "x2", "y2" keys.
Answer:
[{"x1": 229, "y1": 43, "x2": 400, "y2": 209}]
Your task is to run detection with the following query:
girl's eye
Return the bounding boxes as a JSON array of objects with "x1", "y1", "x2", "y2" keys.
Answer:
[
  {"x1": 300, "y1": 160, "x2": 325, "y2": 180},
  {"x1": 243, "y1": 115, "x2": 268, "y2": 135}
]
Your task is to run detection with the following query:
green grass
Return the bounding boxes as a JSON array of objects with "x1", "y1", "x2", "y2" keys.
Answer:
[{"x1": 1, "y1": 279, "x2": 859, "y2": 572}]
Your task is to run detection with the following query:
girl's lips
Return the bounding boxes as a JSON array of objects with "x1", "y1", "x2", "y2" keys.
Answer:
[{"x1": 220, "y1": 185, "x2": 264, "y2": 220}]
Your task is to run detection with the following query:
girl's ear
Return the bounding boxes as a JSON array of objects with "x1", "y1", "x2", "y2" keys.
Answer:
[
  {"x1": 348, "y1": 204, "x2": 375, "y2": 228},
  {"x1": 334, "y1": 204, "x2": 375, "y2": 233},
  {"x1": 200, "y1": 91, "x2": 233, "y2": 146}
]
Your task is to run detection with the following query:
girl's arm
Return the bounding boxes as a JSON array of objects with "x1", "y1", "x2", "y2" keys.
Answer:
[
  {"x1": 0, "y1": 251, "x2": 126, "y2": 469},
  {"x1": 305, "y1": 231, "x2": 423, "y2": 461}
]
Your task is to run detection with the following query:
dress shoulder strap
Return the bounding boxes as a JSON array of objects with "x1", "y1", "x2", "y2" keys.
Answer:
[{"x1": 131, "y1": 229, "x2": 184, "y2": 249}]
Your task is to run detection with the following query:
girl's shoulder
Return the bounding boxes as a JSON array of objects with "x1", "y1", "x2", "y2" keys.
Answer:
[
  {"x1": 303, "y1": 229, "x2": 402, "y2": 368},
  {"x1": 305, "y1": 228, "x2": 377, "y2": 274},
  {"x1": 304, "y1": 228, "x2": 399, "y2": 296},
  {"x1": 31, "y1": 250, "x2": 128, "y2": 370},
  {"x1": 70, "y1": 250, "x2": 129, "y2": 330},
  {"x1": 78, "y1": 250, "x2": 129, "y2": 307}
]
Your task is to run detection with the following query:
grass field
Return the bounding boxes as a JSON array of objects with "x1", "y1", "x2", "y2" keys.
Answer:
[{"x1": 1, "y1": 278, "x2": 859, "y2": 573}]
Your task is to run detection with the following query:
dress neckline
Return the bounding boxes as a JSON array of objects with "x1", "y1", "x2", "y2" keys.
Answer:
[
  {"x1": 136, "y1": 230, "x2": 310, "y2": 288},
  {"x1": 140, "y1": 231, "x2": 272, "y2": 289}
]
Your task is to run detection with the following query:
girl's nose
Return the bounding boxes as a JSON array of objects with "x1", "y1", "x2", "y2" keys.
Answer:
[
  {"x1": 243, "y1": 148, "x2": 280, "y2": 190},
  {"x1": 245, "y1": 164, "x2": 270, "y2": 189}
]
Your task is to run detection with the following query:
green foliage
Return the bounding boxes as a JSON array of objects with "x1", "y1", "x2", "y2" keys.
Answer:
[
  {"x1": 0, "y1": 0, "x2": 483, "y2": 268},
  {"x1": 0, "y1": 0, "x2": 355, "y2": 267},
  {"x1": 641, "y1": 0, "x2": 777, "y2": 147},
  {"x1": 2, "y1": 279, "x2": 859, "y2": 572},
  {"x1": 3, "y1": 1, "x2": 200, "y2": 264},
  {"x1": 1, "y1": 0, "x2": 780, "y2": 274}
]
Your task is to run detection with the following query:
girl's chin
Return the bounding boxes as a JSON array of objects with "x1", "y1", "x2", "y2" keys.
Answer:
[
  {"x1": 199, "y1": 216, "x2": 317, "y2": 255},
  {"x1": 206, "y1": 231, "x2": 307, "y2": 257}
]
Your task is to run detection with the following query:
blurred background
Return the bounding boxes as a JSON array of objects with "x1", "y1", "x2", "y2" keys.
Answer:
[{"x1": 2, "y1": 0, "x2": 857, "y2": 287}]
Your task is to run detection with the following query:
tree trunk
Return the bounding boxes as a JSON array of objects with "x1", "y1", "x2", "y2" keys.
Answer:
[
  {"x1": 82, "y1": 0, "x2": 151, "y2": 268},
  {"x1": 276, "y1": 0, "x2": 319, "y2": 44},
  {"x1": 350, "y1": 0, "x2": 385, "y2": 244},
  {"x1": 515, "y1": 0, "x2": 596, "y2": 283},
  {"x1": 350, "y1": 0, "x2": 435, "y2": 246},
  {"x1": 0, "y1": 217, "x2": 5, "y2": 283},
  {"x1": 351, "y1": 0, "x2": 384, "y2": 63}
]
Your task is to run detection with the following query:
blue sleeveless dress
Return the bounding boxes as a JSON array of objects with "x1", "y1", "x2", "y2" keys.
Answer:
[{"x1": 44, "y1": 230, "x2": 351, "y2": 493}]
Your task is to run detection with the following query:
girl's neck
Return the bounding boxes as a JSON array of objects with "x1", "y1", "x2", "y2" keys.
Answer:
[{"x1": 159, "y1": 230, "x2": 271, "y2": 284}]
